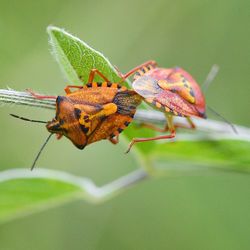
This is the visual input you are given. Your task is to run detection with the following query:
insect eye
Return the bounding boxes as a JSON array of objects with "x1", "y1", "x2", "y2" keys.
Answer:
[{"x1": 59, "y1": 119, "x2": 64, "y2": 125}]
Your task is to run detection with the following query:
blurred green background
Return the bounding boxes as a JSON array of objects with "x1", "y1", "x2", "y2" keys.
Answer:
[{"x1": 0, "y1": 0, "x2": 249, "y2": 249}]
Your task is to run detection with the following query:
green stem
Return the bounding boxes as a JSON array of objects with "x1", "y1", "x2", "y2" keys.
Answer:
[
  {"x1": 0, "y1": 89, "x2": 55, "y2": 109},
  {"x1": 1, "y1": 88, "x2": 249, "y2": 140}
]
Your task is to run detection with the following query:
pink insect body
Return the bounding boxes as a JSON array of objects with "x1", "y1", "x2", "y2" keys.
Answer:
[
  {"x1": 117, "y1": 60, "x2": 206, "y2": 152},
  {"x1": 132, "y1": 65, "x2": 206, "y2": 118}
]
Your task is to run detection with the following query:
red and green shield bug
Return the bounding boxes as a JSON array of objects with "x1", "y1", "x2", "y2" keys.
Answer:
[
  {"x1": 116, "y1": 60, "x2": 206, "y2": 152},
  {"x1": 12, "y1": 69, "x2": 142, "y2": 169}
]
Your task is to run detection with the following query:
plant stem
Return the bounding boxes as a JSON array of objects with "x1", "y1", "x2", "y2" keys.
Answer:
[
  {"x1": 0, "y1": 89, "x2": 55, "y2": 109},
  {"x1": 1, "y1": 88, "x2": 249, "y2": 140},
  {"x1": 0, "y1": 168, "x2": 149, "y2": 203}
]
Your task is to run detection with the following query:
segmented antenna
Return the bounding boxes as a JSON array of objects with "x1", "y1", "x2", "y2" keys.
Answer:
[
  {"x1": 10, "y1": 114, "x2": 47, "y2": 124},
  {"x1": 207, "y1": 106, "x2": 238, "y2": 134},
  {"x1": 31, "y1": 134, "x2": 53, "y2": 171},
  {"x1": 10, "y1": 113, "x2": 52, "y2": 169}
]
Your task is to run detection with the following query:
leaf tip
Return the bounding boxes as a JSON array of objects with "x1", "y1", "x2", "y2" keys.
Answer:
[{"x1": 47, "y1": 25, "x2": 61, "y2": 34}]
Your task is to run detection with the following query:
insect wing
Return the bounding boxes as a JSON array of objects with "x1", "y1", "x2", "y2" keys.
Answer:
[{"x1": 132, "y1": 75, "x2": 161, "y2": 100}]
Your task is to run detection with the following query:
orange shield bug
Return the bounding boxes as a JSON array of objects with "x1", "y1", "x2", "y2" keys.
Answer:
[
  {"x1": 116, "y1": 60, "x2": 206, "y2": 152},
  {"x1": 13, "y1": 69, "x2": 142, "y2": 169}
]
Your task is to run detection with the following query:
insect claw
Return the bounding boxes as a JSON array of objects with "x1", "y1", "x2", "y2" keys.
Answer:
[
  {"x1": 114, "y1": 65, "x2": 124, "y2": 78},
  {"x1": 125, "y1": 148, "x2": 130, "y2": 154},
  {"x1": 125, "y1": 141, "x2": 134, "y2": 154},
  {"x1": 56, "y1": 134, "x2": 63, "y2": 140},
  {"x1": 114, "y1": 65, "x2": 128, "y2": 84}
]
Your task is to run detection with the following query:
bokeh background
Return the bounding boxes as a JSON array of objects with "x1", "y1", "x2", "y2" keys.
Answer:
[{"x1": 0, "y1": 0, "x2": 249, "y2": 249}]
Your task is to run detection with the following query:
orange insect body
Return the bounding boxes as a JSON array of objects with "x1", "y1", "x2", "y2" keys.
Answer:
[{"x1": 46, "y1": 82, "x2": 141, "y2": 149}]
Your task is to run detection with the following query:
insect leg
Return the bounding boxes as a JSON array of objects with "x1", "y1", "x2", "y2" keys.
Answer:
[
  {"x1": 186, "y1": 117, "x2": 196, "y2": 129},
  {"x1": 64, "y1": 85, "x2": 83, "y2": 94},
  {"x1": 136, "y1": 122, "x2": 169, "y2": 132},
  {"x1": 88, "y1": 69, "x2": 110, "y2": 83},
  {"x1": 26, "y1": 89, "x2": 57, "y2": 99},
  {"x1": 109, "y1": 135, "x2": 119, "y2": 144},
  {"x1": 140, "y1": 115, "x2": 196, "y2": 131},
  {"x1": 66, "y1": 68, "x2": 111, "y2": 94},
  {"x1": 174, "y1": 117, "x2": 196, "y2": 130},
  {"x1": 126, "y1": 115, "x2": 175, "y2": 153},
  {"x1": 56, "y1": 134, "x2": 63, "y2": 140},
  {"x1": 115, "y1": 60, "x2": 157, "y2": 83}
]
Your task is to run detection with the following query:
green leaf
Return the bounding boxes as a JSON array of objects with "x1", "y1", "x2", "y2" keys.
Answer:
[
  {"x1": 150, "y1": 140, "x2": 250, "y2": 173},
  {"x1": 0, "y1": 168, "x2": 148, "y2": 224},
  {"x1": 47, "y1": 26, "x2": 128, "y2": 86},
  {"x1": 0, "y1": 178, "x2": 80, "y2": 224},
  {"x1": 0, "y1": 170, "x2": 83, "y2": 224}
]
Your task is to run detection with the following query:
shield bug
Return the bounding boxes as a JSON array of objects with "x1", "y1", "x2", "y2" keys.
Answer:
[
  {"x1": 116, "y1": 60, "x2": 206, "y2": 152},
  {"x1": 13, "y1": 69, "x2": 142, "y2": 169}
]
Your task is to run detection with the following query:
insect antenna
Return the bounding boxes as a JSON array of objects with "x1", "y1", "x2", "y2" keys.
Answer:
[
  {"x1": 202, "y1": 64, "x2": 220, "y2": 92},
  {"x1": 10, "y1": 114, "x2": 47, "y2": 124},
  {"x1": 207, "y1": 106, "x2": 238, "y2": 134},
  {"x1": 202, "y1": 65, "x2": 238, "y2": 134},
  {"x1": 31, "y1": 133, "x2": 53, "y2": 171},
  {"x1": 10, "y1": 114, "x2": 52, "y2": 169}
]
